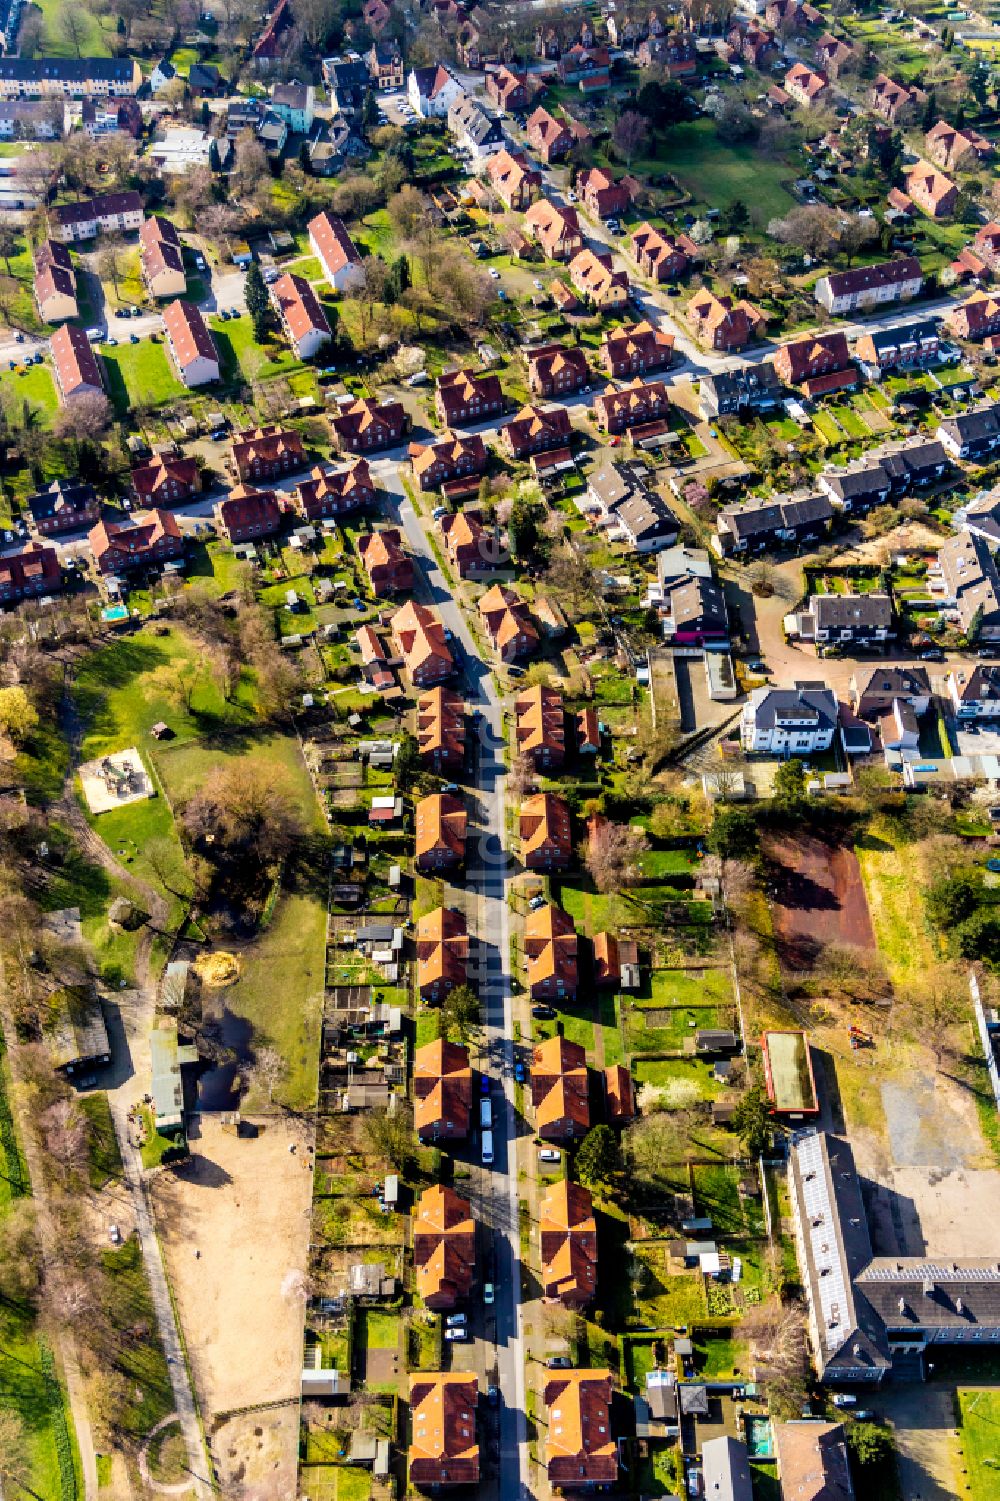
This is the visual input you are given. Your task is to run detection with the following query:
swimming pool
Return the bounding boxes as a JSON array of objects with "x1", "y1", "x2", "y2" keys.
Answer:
[
  {"x1": 745, "y1": 1413, "x2": 773, "y2": 1457},
  {"x1": 101, "y1": 604, "x2": 129, "y2": 623}
]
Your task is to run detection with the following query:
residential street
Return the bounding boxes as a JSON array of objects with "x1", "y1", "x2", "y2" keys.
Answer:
[{"x1": 381, "y1": 467, "x2": 530, "y2": 1497}]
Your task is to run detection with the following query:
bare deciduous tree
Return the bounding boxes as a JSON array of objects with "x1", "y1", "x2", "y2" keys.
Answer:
[
  {"x1": 583, "y1": 820, "x2": 649, "y2": 894},
  {"x1": 42, "y1": 1098, "x2": 88, "y2": 1190},
  {"x1": 249, "y1": 1044, "x2": 288, "y2": 1104}
]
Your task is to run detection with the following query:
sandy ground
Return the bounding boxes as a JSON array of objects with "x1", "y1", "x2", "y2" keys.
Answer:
[
  {"x1": 150, "y1": 1116, "x2": 313, "y2": 1495},
  {"x1": 877, "y1": 1386, "x2": 963, "y2": 1501},
  {"x1": 766, "y1": 834, "x2": 876, "y2": 971}
]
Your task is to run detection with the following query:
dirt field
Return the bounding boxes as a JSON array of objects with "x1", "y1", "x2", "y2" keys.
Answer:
[
  {"x1": 766, "y1": 834, "x2": 876, "y2": 971},
  {"x1": 150, "y1": 1115, "x2": 314, "y2": 1497}
]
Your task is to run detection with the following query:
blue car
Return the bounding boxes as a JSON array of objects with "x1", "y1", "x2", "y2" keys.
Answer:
[
  {"x1": 514, "y1": 1061, "x2": 526, "y2": 1083},
  {"x1": 988, "y1": 860, "x2": 1000, "y2": 873}
]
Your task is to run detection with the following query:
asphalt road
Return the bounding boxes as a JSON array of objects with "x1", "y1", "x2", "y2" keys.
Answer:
[{"x1": 379, "y1": 462, "x2": 529, "y2": 1497}]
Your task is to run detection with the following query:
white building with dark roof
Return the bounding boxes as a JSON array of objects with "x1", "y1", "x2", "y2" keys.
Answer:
[{"x1": 741, "y1": 682, "x2": 838, "y2": 755}]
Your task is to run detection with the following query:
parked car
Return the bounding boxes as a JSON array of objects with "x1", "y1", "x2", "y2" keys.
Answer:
[
  {"x1": 528, "y1": 895, "x2": 546, "y2": 911},
  {"x1": 546, "y1": 1354, "x2": 571, "y2": 1367},
  {"x1": 483, "y1": 1282, "x2": 495, "y2": 1305},
  {"x1": 444, "y1": 1326, "x2": 471, "y2": 1342},
  {"x1": 108, "y1": 1224, "x2": 122, "y2": 1245},
  {"x1": 531, "y1": 1004, "x2": 555, "y2": 1019},
  {"x1": 539, "y1": 1148, "x2": 561, "y2": 1164},
  {"x1": 445, "y1": 1312, "x2": 467, "y2": 1328},
  {"x1": 513, "y1": 1061, "x2": 526, "y2": 1083}
]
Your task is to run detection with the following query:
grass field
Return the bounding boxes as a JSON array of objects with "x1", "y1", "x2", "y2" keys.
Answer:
[
  {"x1": 958, "y1": 1388, "x2": 1000, "y2": 1501},
  {"x1": 210, "y1": 315, "x2": 311, "y2": 386},
  {"x1": 34, "y1": 0, "x2": 112, "y2": 55},
  {"x1": 855, "y1": 816, "x2": 937, "y2": 990},
  {"x1": 0, "y1": 362, "x2": 60, "y2": 419},
  {"x1": 100, "y1": 341, "x2": 188, "y2": 413},
  {"x1": 633, "y1": 119, "x2": 796, "y2": 225}
]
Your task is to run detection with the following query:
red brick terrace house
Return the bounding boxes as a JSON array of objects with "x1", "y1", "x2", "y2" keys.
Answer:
[
  {"x1": 409, "y1": 433, "x2": 488, "y2": 496},
  {"x1": 131, "y1": 453, "x2": 200, "y2": 507},
  {"x1": 478, "y1": 583, "x2": 539, "y2": 661},
  {"x1": 413, "y1": 1037, "x2": 471, "y2": 1141},
  {"x1": 600, "y1": 320, "x2": 674, "y2": 378},
  {"x1": 569, "y1": 248, "x2": 629, "y2": 310},
  {"x1": 514, "y1": 683, "x2": 565, "y2": 769},
  {"x1": 527, "y1": 106, "x2": 573, "y2": 163},
  {"x1": 686, "y1": 289, "x2": 766, "y2": 351},
  {"x1": 520, "y1": 791, "x2": 572, "y2": 871},
  {"x1": 771, "y1": 331, "x2": 857, "y2": 397},
  {"x1": 501, "y1": 403, "x2": 572, "y2": 461},
  {"x1": 214, "y1": 485, "x2": 283, "y2": 543},
  {"x1": 628, "y1": 222, "x2": 696, "y2": 283},
  {"x1": 784, "y1": 61, "x2": 829, "y2": 108},
  {"x1": 435, "y1": 368, "x2": 505, "y2": 426},
  {"x1": 974, "y1": 222, "x2": 1000, "y2": 272},
  {"x1": 391, "y1": 599, "x2": 453, "y2": 685},
  {"x1": 592, "y1": 378, "x2": 670, "y2": 435},
  {"x1": 531, "y1": 1034, "x2": 590, "y2": 1139},
  {"x1": 524, "y1": 902, "x2": 578, "y2": 1000},
  {"x1": 408, "y1": 1374, "x2": 479, "y2": 1489},
  {"x1": 576, "y1": 167, "x2": 634, "y2": 219},
  {"x1": 89, "y1": 510, "x2": 184, "y2": 574},
  {"x1": 413, "y1": 1184, "x2": 476, "y2": 1309},
  {"x1": 947, "y1": 291, "x2": 1000, "y2": 343},
  {"x1": 925, "y1": 119, "x2": 993, "y2": 172},
  {"x1": 527, "y1": 343, "x2": 590, "y2": 398},
  {"x1": 358, "y1": 527, "x2": 413, "y2": 596},
  {"x1": 0, "y1": 542, "x2": 62, "y2": 602},
  {"x1": 330, "y1": 396, "x2": 408, "y2": 454},
  {"x1": 229, "y1": 424, "x2": 305, "y2": 483},
  {"x1": 294, "y1": 457, "x2": 375, "y2": 519},
  {"x1": 540, "y1": 1180, "x2": 597, "y2": 1306},
  {"x1": 727, "y1": 21, "x2": 775, "y2": 68},
  {"x1": 486, "y1": 65, "x2": 529, "y2": 112}
]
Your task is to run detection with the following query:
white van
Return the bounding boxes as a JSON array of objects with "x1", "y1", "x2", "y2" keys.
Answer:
[
  {"x1": 480, "y1": 1098, "x2": 492, "y2": 1130},
  {"x1": 86, "y1": 328, "x2": 103, "y2": 342},
  {"x1": 481, "y1": 1129, "x2": 494, "y2": 1166}
]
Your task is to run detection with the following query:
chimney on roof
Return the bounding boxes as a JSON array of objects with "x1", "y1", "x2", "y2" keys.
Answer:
[{"x1": 898, "y1": 1296, "x2": 906, "y2": 1315}]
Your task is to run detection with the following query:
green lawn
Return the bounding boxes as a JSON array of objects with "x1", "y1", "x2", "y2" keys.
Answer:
[
  {"x1": 217, "y1": 888, "x2": 327, "y2": 1110},
  {"x1": 0, "y1": 362, "x2": 59, "y2": 419},
  {"x1": 632, "y1": 118, "x2": 796, "y2": 225},
  {"x1": 298, "y1": 1467, "x2": 372, "y2": 1501},
  {"x1": 627, "y1": 1005, "x2": 726, "y2": 1054},
  {"x1": 100, "y1": 340, "x2": 188, "y2": 413},
  {"x1": 210, "y1": 314, "x2": 310, "y2": 386},
  {"x1": 632, "y1": 1056, "x2": 722, "y2": 1099},
  {"x1": 644, "y1": 969, "x2": 733, "y2": 1008},
  {"x1": 34, "y1": 0, "x2": 112, "y2": 55},
  {"x1": 958, "y1": 1388, "x2": 1000, "y2": 1501},
  {"x1": 362, "y1": 1309, "x2": 401, "y2": 1350},
  {"x1": 100, "y1": 1238, "x2": 175, "y2": 1442}
]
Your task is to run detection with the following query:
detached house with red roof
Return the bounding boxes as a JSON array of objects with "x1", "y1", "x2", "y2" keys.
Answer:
[
  {"x1": 230, "y1": 424, "x2": 305, "y2": 483},
  {"x1": 51, "y1": 323, "x2": 104, "y2": 403},
  {"x1": 540, "y1": 1181, "x2": 597, "y2": 1307},
  {"x1": 131, "y1": 453, "x2": 200, "y2": 507},
  {"x1": 139, "y1": 216, "x2": 186, "y2": 300},
  {"x1": 772, "y1": 331, "x2": 857, "y2": 397},
  {"x1": 558, "y1": 43, "x2": 610, "y2": 89},
  {"x1": 215, "y1": 486, "x2": 282, "y2": 543},
  {"x1": 870, "y1": 72, "x2": 923, "y2": 124},
  {"x1": 628, "y1": 223, "x2": 695, "y2": 283},
  {"x1": 413, "y1": 1185, "x2": 476, "y2": 1309},
  {"x1": 408, "y1": 1374, "x2": 479, "y2": 1489},
  {"x1": 415, "y1": 792, "x2": 467, "y2": 872},
  {"x1": 523, "y1": 199, "x2": 583, "y2": 261},
  {"x1": 905, "y1": 162, "x2": 958, "y2": 220},
  {"x1": 271, "y1": 272, "x2": 332, "y2": 360},
  {"x1": 331, "y1": 396, "x2": 407, "y2": 454},
  {"x1": 569, "y1": 248, "x2": 629, "y2": 309},
  {"x1": 485, "y1": 149, "x2": 541, "y2": 210},
  {"x1": 294, "y1": 457, "x2": 375, "y2": 519},
  {"x1": 392, "y1": 600, "x2": 453, "y2": 685},
  {"x1": 524, "y1": 903, "x2": 578, "y2": 1000},
  {"x1": 526, "y1": 342, "x2": 589, "y2": 398},
  {"x1": 162, "y1": 300, "x2": 219, "y2": 387},
  {"x1": 417, "y1": 905, "x2": 468, "y2": 1004},
  {"x1": 478, "y1": 583, "x2": 539, "y2": 661},
  {"x1": 577, "y1": 168, "x2": 633, "y2": 219},
  {"x1": 974, "y1": 222, "x2": 1000, "y2": 273},
  {"x1": 501, "y1": 403, "x2": 572, "y2": 461},
  {"x1": 926, "y1": 119, "x2": 993, "y2": 172},
  {"x1": 417, "y1": 687, "x2": 465, "y2": 773},
  {"x1": 33, "y1": 239, "x2": 77, "y2": 323},
  {"x1": 687, "y1": 289, "x2": 765, "y2": 351},
  {"x1": 414, "y1": 1038, "x2": 471, "y2": 1142},
  {"x1": 439, "y1": 508, "x2": 492, "y2": 577},
  {"x1": 531, "y1": 1035, "x2": 590, "y2": 1140},
  {"x1": 435, "y1": 368, "x2": 504, "y2": 426},
  {"x1": 601, "y1": 320, "x2": 674, "y2": 378},
  {"x1": 486, "y1": 65, "x2": 528, "y2": 113},
  {"x1": 358, "y1": 527, "x2": 414, "y2": 596},
  {"x1": 948, "y1": 291, "x2": 1000, "y2": 342},
  {"x1": 520, "y1": 791, "x2": 572, "y2": 871},
  {"x1": 308, "y1": 210, "x2": 365, "y2": 292},
  {"x1": 527, "y1": 106, "x2": 573, "y2": 163},
  {"x1": 408, "y1": 61, "x2": 466, "y2": 118},
  {"x1": 543, "y1": 1371, "x2": 617, "y2": 1487},
  {"x1": 784, "y1": 61, "x2": 829, "y2": 108},
  {"x1": 515, "y1": 683, "x2": 565, "y2": 769}
]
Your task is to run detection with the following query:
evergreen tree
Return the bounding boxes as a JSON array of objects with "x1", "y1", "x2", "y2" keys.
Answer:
[{"x1": 244, "y1": 262, "x2": 269, "y2": 341}]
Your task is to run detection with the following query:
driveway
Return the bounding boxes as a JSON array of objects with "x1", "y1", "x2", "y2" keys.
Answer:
[{"x1": 877, "y1": 1385, "x2": 962, "y2": 1501}]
